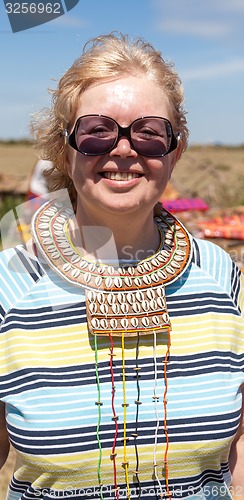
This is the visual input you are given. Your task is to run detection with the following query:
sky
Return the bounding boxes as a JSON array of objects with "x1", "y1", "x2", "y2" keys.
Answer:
[{"x1": 0, "y1": 0, "x2": 244, "y2": 145}]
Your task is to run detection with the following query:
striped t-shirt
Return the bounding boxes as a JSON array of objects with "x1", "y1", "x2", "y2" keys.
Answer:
[{"x1": 0, "y1": 237, "x2": 243, "y2": 500}]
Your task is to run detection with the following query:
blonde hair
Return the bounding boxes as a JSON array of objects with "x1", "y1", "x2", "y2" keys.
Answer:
[{"x1": 31, "y1": 32, "x2": 188, "y2": 205}]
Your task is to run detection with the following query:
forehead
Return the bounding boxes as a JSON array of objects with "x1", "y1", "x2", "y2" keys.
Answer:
[{"x1": 75, "y1": 75, "x2": 171, "y2": 122}]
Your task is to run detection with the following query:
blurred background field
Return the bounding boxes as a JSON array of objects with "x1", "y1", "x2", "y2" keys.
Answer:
[
  {"x1": 0, "y1": 141, "x2": 244, "y2": 497},
  {"x1": 1, "y1": 141, "x2": 244, "y2": 210}
]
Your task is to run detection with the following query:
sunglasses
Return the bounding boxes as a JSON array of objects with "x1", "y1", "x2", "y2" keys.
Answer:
[{"x1": 65, "y1": 115, "x2": 178, "y2": 157}]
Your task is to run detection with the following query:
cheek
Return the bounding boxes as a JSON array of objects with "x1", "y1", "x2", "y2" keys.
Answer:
[
  {"x1": 66, "y1": 149, "x2": 76, "y2": 178},
  {"x1": 147, "y1": 158, "x2": 172, "y2": 179}
]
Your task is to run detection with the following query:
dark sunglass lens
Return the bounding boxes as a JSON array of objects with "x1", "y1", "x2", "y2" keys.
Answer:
[
  {"x1": 75, "y1": 116, "x2": 117, "y2": 155},
  {"x1": 131, "y1": 118, "x2": 172, "y2": 156}
]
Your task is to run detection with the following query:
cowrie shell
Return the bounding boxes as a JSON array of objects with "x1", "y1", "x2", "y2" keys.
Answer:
[
  {"x1": 89, "y1": 302, "x2": 97, "y2": 314},
  {"x1": 84, "y1": 272, "x2": 91, "y2": 283},
  {"x1": 149, "y1": 299, "x2": 158, "y2": 311},
  {"x1": 100, "y1": 319, "x2": 108, "y2": 329},
  {"x1": 142, "y1": 300, "x2": 150, "y2": 312},
  {"x1": 80, "y1": 260, "x2": 88, "y2": 269},
  {"x1": 136, "y1": 291, "x2": 144, "y2": 302},
  {"x1": 95, "y1": 276, "x2": 103, "y2": 287},
  {"x1": 112, "y1": 303, "x2": 120, "y2": 314},
  {"x1": 131, "y1": 317, "x2": 139, "y2": 327},
  {"x1": 107, "y1": 293, "x2": 115, "y2": 305},
  {"x1": 174, "y1": 255, "x2": 184, "y2": 262},
  {"x1": 91, "y1": 318, "x2": 100, "y2": 328},
  {"x1": 105, "y1": 277, "x2": 113, "y2": 288},
  {"x1": 88, "y1": 262, "x2": 96, "y2": 272},
  {"x1": 124, "y1": 276, "x2": 133, "y2": 287},
  {"x1": 175, "y1": 249, "x2": 185, "y2": 255},
  {"x1": 63, "y1": 263, "x2": 72, "y2": 272},
  {"x1": 176, "y1": 231, "x2": 185, "y2": 239},
  {"x1": 143, "y1": 275, "x2": 151, "y2": 285},
  {"x1": 162, "y1": 312, "x2": 170, "y2": 323},
  {"x1": 97, "y1": 293, "x2": 105, "y2": 304},
  {"x1": 127, "y1": 292, "x2": 135, "y2": 305},
  {"x1": 147, "y1": 289, "x2": 155, "y2": 300},
  {"x1": 137, "y1": 264, "x2": 145, "y2": 274},
  {"x1": 114, "y1": 277, "x2": 123, "y2": 288},
  {"x1": 63, "y1": 248, "x2": 74, "y2": 256},
  {"x1": 110, "y1": 318, "x2": 118, "y2": 329},
  {"x1": 144, "y1": 261, "x2": 152, "y2": 271},
  {"x1": 171, "y1": 260, "x2": 181, "y2": 269},
  {"x1": 71, "y1": 269, "x2": 80, "y2": 278},
  {"x1": 43, "y1": 238, "x2": 53, "y2": 245},
  {"x1": 134, "y1": 277, "x2": 142, "y2": 287},
  {"x1": 117, "y1": 293, "x2": 126, "y2": 304},
  {"x1": 100, "y1": 303, "x2": 108, "y2": 314},
  {"x1": 50, "y1": 252, "x2": 60, "y2": 259},
  {"x1": 87, "y1": 290, "x2": 96, "y2": 301},
  {"x1": 151, "y1": 273, "x2": 160, "y2": 283},
  {"x1": 107, "y1": 266, "x2": 115, "y2": 275},
  {"x1": 47, "y1": 245, "x2": 56, "y2": 252},
  {"x1": 152, "y1": 315, "x2": 160, "y2": 325},
  {"x1": 142, "y1": 316, "x2": 150, "y2": 327},
  {"x1": 53, "y1": 222, "x2": 63, "y2": 230},
  {"x1": 121, "y1": 303, "x2": 129, "y2": 314},
  {"x1": 165, "y1": 266, "x2": 175, "y2": 275},
  {"x1": 71, "y1": 255, "x2": 81, "y2": 263},
  {"x1": 121, "y1": 318, "x2": 129, "y2": 328},
  {"x1": 132, "y1": 302, "x2": 141, "y2": 313}
]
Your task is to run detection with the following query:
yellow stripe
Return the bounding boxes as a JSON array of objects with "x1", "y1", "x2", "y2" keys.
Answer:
[{"x1": 14, "y1": 438, "x2": 231, "y2": 489}]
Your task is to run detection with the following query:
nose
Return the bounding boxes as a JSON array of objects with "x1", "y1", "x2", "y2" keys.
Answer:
[{"x1": 109, "y1": 136, "x2": 138, "y2": 159}]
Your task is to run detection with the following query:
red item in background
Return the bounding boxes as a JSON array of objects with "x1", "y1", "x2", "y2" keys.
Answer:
[{"x1": 162, "y1": 197, "x2": 209, "y2": 213}]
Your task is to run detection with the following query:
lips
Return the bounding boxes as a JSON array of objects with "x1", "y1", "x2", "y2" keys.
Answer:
[{"x1": 101, "y1": 172, "x2": 142, "y2": 181}]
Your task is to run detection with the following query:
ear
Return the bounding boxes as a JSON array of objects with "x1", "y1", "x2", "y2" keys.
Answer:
[
  {"x1": 65, "y1": 148, "x2": 75, "y2": 178},
  {"x1": 175, "y1": 135, "x2": 183, "y2": 162}
]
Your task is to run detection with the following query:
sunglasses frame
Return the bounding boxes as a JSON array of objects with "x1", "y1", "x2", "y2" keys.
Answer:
[{"x1": 65, "y1": 114, "x2": 178, "y2": 158}]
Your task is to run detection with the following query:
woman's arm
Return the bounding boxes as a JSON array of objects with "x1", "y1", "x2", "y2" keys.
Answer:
[
  {"x1": 0, "y1": 401, "x2": 10, "y2": 469},
  {"x1": 229, "y1": 385, "x2": 244, "y2": 499}
]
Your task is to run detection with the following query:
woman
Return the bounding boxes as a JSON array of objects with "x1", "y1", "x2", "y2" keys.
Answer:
[{"x1": 0, "y1": 33, "x2": 243, "y2": 500}]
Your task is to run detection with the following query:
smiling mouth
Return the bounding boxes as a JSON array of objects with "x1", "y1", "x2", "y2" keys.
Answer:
[{"x1": 101, "y1": 172, "x2": 142, "y2": 181}]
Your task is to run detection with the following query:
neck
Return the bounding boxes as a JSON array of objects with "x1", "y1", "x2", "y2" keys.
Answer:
[{"x1": 69, "y1": 207, "x2": 160, "y2": 263}]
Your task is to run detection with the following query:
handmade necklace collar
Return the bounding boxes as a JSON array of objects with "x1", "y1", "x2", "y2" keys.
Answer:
[{"x1": 32, "y1": 199, "x2": 192, "y2": 337}]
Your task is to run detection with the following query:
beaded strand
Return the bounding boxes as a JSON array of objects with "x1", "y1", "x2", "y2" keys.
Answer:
[
  {"x1": 109, "y1": 333, "x2": 119, "y2": 500},
  {"x1": 121, "y1": 333, "x2": 131, "y2": 499},
  {"x1": 163, "y1": 327, "x2": 172, "y2": 499},
  {"x1": 94, "y1": 334, "x2": 104, "y2": 497},
  {"x1": 131, "y1": 333, "x2": 141, "y2": 498}
]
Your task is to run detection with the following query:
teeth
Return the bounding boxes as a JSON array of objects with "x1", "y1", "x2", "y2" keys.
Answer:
[{"x1": 103, "y1": 172, "x2": 140, "y2": 181}]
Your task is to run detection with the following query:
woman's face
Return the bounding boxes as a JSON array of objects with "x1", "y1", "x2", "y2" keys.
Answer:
[{"x1": 66, "y1": 75, "x2": 181, "y2": 224}]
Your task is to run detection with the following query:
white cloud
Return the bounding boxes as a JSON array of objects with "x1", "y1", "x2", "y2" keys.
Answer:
[
  {"x1": 219, "y1": 0, "x2": 244, "y2": 12},
  {"x1": 51, "y1": 13, "x2": 87, "y2": 28},
  {"x1": 158, "y1": 19, "x2": 232, "y2": 38},
  {"x1": 181, "y1": 59, "x2": 244, "y2": 81}
]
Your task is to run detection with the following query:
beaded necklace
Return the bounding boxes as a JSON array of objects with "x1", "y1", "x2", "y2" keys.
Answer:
[{"x1": 32, "y1": 199, "x2": 192, "y2": 500}]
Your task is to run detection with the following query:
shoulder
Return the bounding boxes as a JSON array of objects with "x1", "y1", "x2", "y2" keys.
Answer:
[
  {"x1": 0, "y1": 245, "x2": 45, "y2": 323},
  {"x1": 191, "y1": 236, "x2": 243, "y2": 313}
]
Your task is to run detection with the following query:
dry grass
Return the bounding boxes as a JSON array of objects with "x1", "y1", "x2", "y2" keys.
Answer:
[
  {"x1": 0, "y1": 142, "x2": 244, "y2": 206},
  {"x1": 172, "y1": 145, "x2": 244, "y2": 207},
  {"x1": 0, "y1": 142, "x2": 36, "y2": 176},
  {"x1": 0, "y1": 448, "x2": 16, "y2": 499}
]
